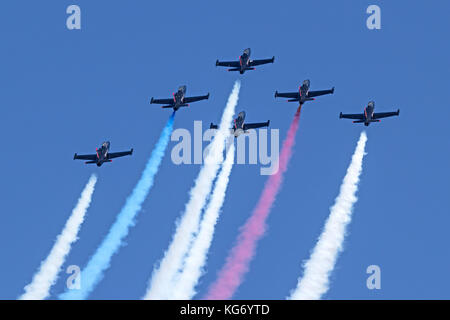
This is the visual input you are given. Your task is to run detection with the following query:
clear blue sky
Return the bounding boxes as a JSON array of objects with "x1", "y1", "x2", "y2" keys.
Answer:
[{"x1": 0, "y1": 1, "x2": 449, "y2": 299}]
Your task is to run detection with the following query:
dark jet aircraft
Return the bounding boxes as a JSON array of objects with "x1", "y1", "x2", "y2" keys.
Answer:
[
  {"x1": 339, "y1": 101, "x2": 400, "y2": 126},
  {"x1": 274, "y1": 80, "x2": 334, "y2": 105},
  {"x1": 210, "y1": 111, "x2": 270, "y2": 137},
  {"x1": 73, "y1": 141, "x2": 133, "y2": 166},
  {"x1": 215, "y1": 48, "x2": 275, "y2": 74},
  {"x1": 150, "y1": 85, "x2": 210, "y2": 111}
]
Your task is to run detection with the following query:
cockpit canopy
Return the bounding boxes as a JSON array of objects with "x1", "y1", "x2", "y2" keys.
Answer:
[
  {"x1": 238, "y1": 111, "x2": 246, "y2": 120},
  {"x1": 178, "y1": 85, "x2": 187, "y2": 93},
  {"x1": 102, "y1": 141, "x2": 110, "y2": 149},
  {"x1": 368, "y1": 101, "x2": 375, "y2": 108},
  {"x1": 243, "y1": 48, "x2": 251, "y2": 56},
  {"x1": 302, "y1": 79, "x2": 310, "y2": 88}
]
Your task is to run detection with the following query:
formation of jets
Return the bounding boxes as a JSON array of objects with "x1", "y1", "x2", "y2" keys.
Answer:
[{"x1": 74, "y1": 48, "x2": 400, "y2": 166}]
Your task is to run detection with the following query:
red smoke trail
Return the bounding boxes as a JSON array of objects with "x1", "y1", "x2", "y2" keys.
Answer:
[{"x1": 205, "y1": 107, "x2": 302, "y2": 300}]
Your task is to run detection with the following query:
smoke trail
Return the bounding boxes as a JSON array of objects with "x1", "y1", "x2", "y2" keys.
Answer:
[
  {"x1": 59, "y1": 112, "x2": 176, "y2": 300},
  {"x1": 19, "y1": 175, "x2": 97, "y2": 300},
  {"x1": 171, "y1": 143, "x2": 235, "y2": 299},
  {"x1": 205, "y1": 108, "x2": 302, "y2": 300},
  {"x1": 144, "y1": 81, "x2": 240, "y2": 300},
  {"x1": 288, "y1": 131, "x2": 367, "y2": 300}
]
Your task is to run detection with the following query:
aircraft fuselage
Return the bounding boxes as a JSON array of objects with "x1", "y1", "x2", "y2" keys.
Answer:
[
  {"x1": 298, "y1": 80, "x2": 313, "y2": 105},
  {"x1": 172, "y1": 85, "x2": 188, "y2": 110},
  {"x1": 95, "y1": 141, "x2": 111, "y2": 166},
  {"x1": 363, "y1": 102, "x2": 375, "y2": 126},
  {"x1": 233, "y1": 112, "x2": 246, "y2": 136},
  {"x1": 239, "y1": 51, "x2": 250, "y2": 74}
]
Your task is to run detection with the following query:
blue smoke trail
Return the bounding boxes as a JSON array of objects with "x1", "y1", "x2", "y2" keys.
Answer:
[{"x1": 59, "y1": 112, "x2": 176, "y2": 300}]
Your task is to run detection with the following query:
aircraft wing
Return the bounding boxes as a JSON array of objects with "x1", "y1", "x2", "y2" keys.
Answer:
[
  {"x1": 74, "y1": 153, "x2": 97, "y2": 160},
  {"x1": 216, "y1": 60, "x2": 240, "y2": 67},
  {"x1": 150, "y1": 98, "x2": 174, "y2": 105},
  {"x1": 249, "y1": 57, "x2": 274, "y2": 66},
  {"x1": 307, "y1": 88, "x2": 334, "y2": 97},
  {"x1": 339, "y1": 113, "x2": 364, "y2": 120},
  {"x1": 243, "y1": 121, "x2": 270, "y2": 130},
  {"x1": 275, "y1": 91, "x2": 299, "y2": 99},
  {"x1": 184, "y1": 93, "x2": 210, "y2": 103},
  {"x1": 108, "y1": 149, "x2": 133, "y2": 159},
  {"x1": 373, "y1": 110, "x2": 400, "y2": 119}
]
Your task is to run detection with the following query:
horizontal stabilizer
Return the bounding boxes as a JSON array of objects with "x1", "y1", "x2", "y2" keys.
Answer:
[
  {"x1": 210, "y1": 123, "x2": 218, "y2": 129},
  {"x1": 85, "y1": 161, "x2": 97, "y2": 164},
  {"x1": 227, "y1": 68, "x2": 240, "y2": 72}
]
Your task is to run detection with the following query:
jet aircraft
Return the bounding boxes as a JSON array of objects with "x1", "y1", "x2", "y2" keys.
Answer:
[
  {"x1": 73, "y1": 141, "x2": 133, "y2": 166},
  {"x1": 210, "y1": 111, "x2": 270, "y2": 137},
  {"x1": 274, "y1": 80, "x2": 334, "y2": 105},
  {"x1": 339, "y1": 101, "x2": 400, "y2": 126},
  {"x1": 215, "y1": 48, "x2": 275, "y2": 74},
  {"x1": 150, "y1": 85, "x2": 210, "y2": 111}
]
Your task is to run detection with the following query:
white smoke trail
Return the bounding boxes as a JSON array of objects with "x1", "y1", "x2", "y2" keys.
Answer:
[
  {"x1": 171, "y1": 143, "x2": 235, "y2": 299},
  {"x1": 60, "y1": 113, "x2": 175, "y2": 300},
  {"x1": 19, "y1": 174, "x2": 98, "y2": 300},
  {"x1": 289, "y1": 131, "x2": 367, "y2": 300},
  {"x1": 144, "y1": 81, "x2": 240, "y2": 300}
]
